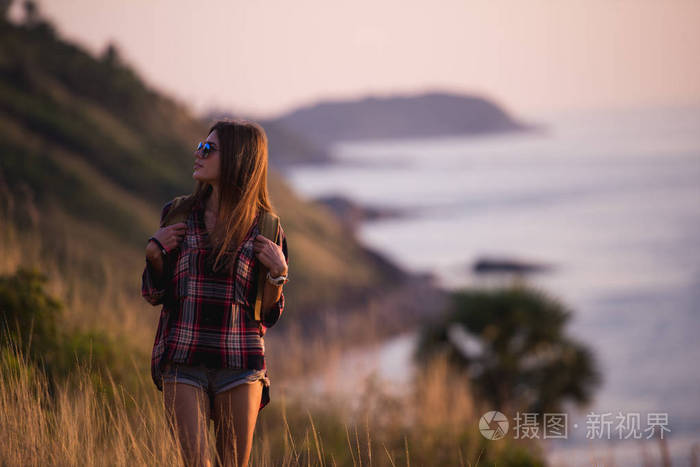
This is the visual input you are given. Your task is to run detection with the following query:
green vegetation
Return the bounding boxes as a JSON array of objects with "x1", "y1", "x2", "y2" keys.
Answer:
[
  {"x1": 0, "y1": 267, "x2": 140, "y2": 402},
  {"x1": 0, "y1": 12, "x2": 203, "y2": 246},
  {"x1": 415, "y1": 283, "x2": 602, "y2": 416}
]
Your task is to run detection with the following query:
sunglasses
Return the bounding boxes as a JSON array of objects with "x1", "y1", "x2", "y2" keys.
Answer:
[{"x1": 195, "y1": 141, "x2": 218, "y2": 158}]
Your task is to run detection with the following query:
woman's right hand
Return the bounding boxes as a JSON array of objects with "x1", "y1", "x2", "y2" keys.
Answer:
[{"x1": 146, "y1": 222, "x2": 188, "y2": 259}]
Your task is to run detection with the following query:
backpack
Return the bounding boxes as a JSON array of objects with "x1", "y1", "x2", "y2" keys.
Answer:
[{"x1": 160, "y1": 194, "x2": 281, "y2": 323}]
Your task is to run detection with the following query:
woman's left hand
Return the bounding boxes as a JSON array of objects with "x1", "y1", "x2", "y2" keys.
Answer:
[{"x1": 253, "y1": 234, "x2": 288, "y2": 277}]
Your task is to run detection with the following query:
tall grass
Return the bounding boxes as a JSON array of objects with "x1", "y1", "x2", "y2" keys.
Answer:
[
  {"x1": 0, "y1": 329, "x2": 547, "y2": 466},
  {"x1": 0, "y1": 335, "x2": 185, "y2": 465},
  {"x1": 0, "y1": 205, "x2": 540, "y2": 465},
  {"x1": 1, "y1": 221, "x2": 687, "y2": 465}
]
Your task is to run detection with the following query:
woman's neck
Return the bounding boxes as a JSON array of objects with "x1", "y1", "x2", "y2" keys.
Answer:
[{"x1": 206, "y1": 185, "x2": 220, "y2": 214}]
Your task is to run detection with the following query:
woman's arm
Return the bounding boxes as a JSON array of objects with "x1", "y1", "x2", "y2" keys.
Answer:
[
  {"x1": 141, "y1": 201, "x2": 174, "y2": 306},
  {"x1": 142, "y1": 245, "x2": 169, "y2": 306},
  {"x1": 256, "y1": 226, "x2": 289, "y2": 328}
]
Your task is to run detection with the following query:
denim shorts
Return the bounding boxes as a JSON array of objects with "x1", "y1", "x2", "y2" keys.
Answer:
[{"x1": 161, "y1": 361, "x2": 270, "y2": 401}]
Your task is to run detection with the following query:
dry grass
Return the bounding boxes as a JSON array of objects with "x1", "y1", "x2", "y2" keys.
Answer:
[
  {"x1": 0, "y1": 334, "x2": 511, "y2": 467},
  {"x1": 1, "y1": 341, "x2": 192, "y2": 465},
  {"x1": 0, "y1": 205, "x2": 160, "y2": 350},
  {"x1": 1, "y1": 216, "x2": 689, "y2": 466},
  {"x1": 0, "y1": 215, "x2": 535, "y2": 466}
]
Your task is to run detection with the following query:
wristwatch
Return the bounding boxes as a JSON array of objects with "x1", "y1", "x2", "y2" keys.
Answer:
[{"x1": 266, "y1": 271, "x2": 289, "y2": 286}]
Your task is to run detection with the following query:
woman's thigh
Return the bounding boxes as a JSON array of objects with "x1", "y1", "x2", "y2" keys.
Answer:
[
  {"x1": 163, "y1": 381, "x2": 211, "y2": 462},
  {"x1": 212, "y1": 381, "x2": 263, "y2": 465}
]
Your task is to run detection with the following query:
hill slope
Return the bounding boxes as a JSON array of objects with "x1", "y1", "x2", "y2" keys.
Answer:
[{"x1": 0, "y1": 18, "x2": 410, "y2": 347}]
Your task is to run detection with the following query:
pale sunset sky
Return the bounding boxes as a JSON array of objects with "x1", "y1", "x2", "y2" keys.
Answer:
[{"x1": 11, "y1": 0, "x2": 700, "y2": 119}]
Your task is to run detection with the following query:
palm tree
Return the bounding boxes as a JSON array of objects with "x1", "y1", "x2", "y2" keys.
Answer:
[{"x1": 414, "y1": 283, "x2": 601, "y2": 416}]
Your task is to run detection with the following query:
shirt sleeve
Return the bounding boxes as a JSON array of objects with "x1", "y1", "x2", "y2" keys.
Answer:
[
  {"x1": 260, "y1": 224, "x2": 289, "y2": 329},
  {"x1": 141, "y1": 200, "x2": 174, "y2": 306}
]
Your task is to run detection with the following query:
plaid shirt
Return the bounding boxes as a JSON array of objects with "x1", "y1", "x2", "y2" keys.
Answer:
[{"x1": 141, "y1": 196, "x2": 288, "y2": 411}]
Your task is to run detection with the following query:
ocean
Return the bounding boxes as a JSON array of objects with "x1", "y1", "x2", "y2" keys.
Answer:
[{"x1": 283, "y1": 104, "x2": 700, "y2": 465}]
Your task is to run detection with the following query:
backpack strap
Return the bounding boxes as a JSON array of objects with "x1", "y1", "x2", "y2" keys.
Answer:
[
  {"x1": 253, "y1": 210, "x2": 280, "y2": 322},
  {"x1": 161, "y1": 198, "x2": 280, "y2": 326},
  {"x1": 160, "y1": 194, "x2": 195, "y2": 228}
]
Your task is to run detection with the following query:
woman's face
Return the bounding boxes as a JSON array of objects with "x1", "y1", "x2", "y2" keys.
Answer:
[{"x1": 193, "y1": 130, "x2": 221, "y2": 184}]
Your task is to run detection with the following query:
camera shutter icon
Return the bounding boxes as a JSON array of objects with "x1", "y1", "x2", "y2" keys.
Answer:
[{"x1": 479, "y1": 411, "x2": 509, "y2": 440}]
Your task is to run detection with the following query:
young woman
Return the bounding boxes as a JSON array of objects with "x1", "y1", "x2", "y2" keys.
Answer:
[{"x1": 141, "y1": 120, "x2": 289, "y2": 467}]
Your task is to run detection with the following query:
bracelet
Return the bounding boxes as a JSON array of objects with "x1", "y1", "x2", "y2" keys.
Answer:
[{"x1": 148, "y1": 236, "x2": 168, "y2": 256}]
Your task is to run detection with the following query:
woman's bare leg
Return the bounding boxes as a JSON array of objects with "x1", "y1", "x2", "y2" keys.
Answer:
[
  {"x1": 163, "y1": 381, "x2": 212, "y2": 467},
  {"x1": 212, "y1": 381, "x2": 263, "y2": 467}
]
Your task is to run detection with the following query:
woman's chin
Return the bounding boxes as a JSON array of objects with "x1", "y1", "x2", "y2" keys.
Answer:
[{"x1": 193, "y1": 171, "x2": 212, "y2": 183}]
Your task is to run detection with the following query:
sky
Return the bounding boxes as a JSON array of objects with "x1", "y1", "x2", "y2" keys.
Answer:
[{"x1": 10, "y1": 0, "x2": 700, "y2": 120}]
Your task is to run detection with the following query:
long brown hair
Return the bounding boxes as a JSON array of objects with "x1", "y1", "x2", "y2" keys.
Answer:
[{"x1": 191, "y1": 119, "x2": 276, "y2": 274}]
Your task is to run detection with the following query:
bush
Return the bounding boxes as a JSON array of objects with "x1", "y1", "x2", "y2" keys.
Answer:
[
  {"x1": 0, "y1": 266, "x2": 129, "y2": 401},
  {"x1": 415, "y1": 283, "x2": 602, "y2": 416}
]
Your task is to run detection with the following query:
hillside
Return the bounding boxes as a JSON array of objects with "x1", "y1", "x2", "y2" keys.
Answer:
[
  {"x1": 0, "y1": 16, "x2": 411, "y2": 350},
  {"x1": 258, "y1": 92, "x2": 541, "y2": 166}
]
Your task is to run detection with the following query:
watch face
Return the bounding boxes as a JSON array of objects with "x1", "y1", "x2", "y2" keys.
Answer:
[{"x1": 266, "y1": 271, "x2": 287, "y2": 285}]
